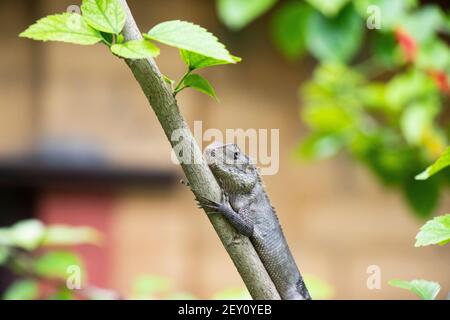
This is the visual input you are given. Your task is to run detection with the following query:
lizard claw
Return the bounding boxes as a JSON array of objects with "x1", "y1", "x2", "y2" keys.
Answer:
[{"x1": 195, "y1": 195, "x2": 222, "y2": 215}]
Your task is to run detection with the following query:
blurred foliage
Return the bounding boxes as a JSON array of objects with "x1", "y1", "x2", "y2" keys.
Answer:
[
  {"x1": 217, "y1": 0, "x2": 278, "y2": 30},
  {"x1": 389, "y1": 279, "x2": 441, "y2": 300},
  {"x1": 0, "y1": 219, "x2": 105, "y2": 300},
  {"x1": 131, "y1": 275, "x2": 196, "y2": 300},
  {"x1": 303, "y1": 274, "x2": 334, "y2": 299},
  {"x1": 215, "y1": 0, "x2": 450, "y2": 217},
  {"x1": 1, "y1": 219, "x2": 334, "y2": 300},
  {"x1": 132, "y1": 273, "x2": 333, "y2": 300}
]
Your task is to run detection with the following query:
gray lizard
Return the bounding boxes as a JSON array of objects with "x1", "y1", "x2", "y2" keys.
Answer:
[{"x1": 197, "y1": 142, "x2": 311, "y2": 300}]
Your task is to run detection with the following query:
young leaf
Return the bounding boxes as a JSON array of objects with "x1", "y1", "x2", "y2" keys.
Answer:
[
  {"x1": 3, "y1": 280, "x2": 39, "y2": 300},
  {"x1": 389, "y1": 279, "x2": 440, "y2": 300},
  {"x1": 416, "y1": 147, "x2": 450, "y2": 180},
  {"x1": 217, "y1": 0, "x2": 277, "y2": 31},
  {"x1": 81, "y1": 0, "x2": 126, "y2": 34},
  {"x1": 180, "y1": 50, "x2": 241, "y2": 70},
  {"x1": 116, "y1": 34, "x2": 125, "y2": 44},
  {"x1": 19, "y1": 13, "x2": 103, "y2": 45},
  {"x1": 163, "y1": 75, "x2": 176, "y2": 87},
  {"x1": 144, "y1": 20, "x2": 239, "y2": 64},
  {"x1": 111, "y1": 40, "x2": 160, "y2": 59},
  {"x1": 181, "y1": 74, "x2": 218, "y2": 100},
  {"x1": 415, "y1": 214, "x2": 450, "y2": 247}
]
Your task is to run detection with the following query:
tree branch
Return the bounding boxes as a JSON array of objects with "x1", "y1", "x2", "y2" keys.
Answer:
[{"x1": 118, "y1": 0, "x2": 280, "y2": 300}]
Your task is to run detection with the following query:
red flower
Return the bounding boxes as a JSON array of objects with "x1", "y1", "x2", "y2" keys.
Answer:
[
  {"x1": 428, "y1": 70, "x2": 450, "y2": 94},
  {"x1": 395, "y1": 27, "x2": 417, "y2": 62}
]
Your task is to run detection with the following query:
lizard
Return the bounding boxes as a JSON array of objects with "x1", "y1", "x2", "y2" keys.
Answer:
[{"x1": 196, "y1": 142, "x2": 311, "y2": 300}]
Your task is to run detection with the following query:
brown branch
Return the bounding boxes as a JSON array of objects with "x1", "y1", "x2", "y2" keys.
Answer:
[{"x1": 118, "y1": 0, "x2": 280, "y2": 300}]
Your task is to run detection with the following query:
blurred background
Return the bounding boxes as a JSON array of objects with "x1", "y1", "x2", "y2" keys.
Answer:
[{"x1": 0, "y1": 0, "x2": 449, "y2": 299}]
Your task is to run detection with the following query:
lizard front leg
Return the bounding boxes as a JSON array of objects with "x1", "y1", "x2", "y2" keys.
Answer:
[{"x1": 196, "y1": 194, "x2": 254, "y2": 238}]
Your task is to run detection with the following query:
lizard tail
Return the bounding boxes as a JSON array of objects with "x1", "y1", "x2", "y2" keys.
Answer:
[{"x1": 296, "y1": 279, "x2": 312, "y2": 300}]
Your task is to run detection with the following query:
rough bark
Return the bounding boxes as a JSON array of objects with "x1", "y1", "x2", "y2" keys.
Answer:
[{"x1": 118, "y1": 0, "x2": 281, "y2": 300}]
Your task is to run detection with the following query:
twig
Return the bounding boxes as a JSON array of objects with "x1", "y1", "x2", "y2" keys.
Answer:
[{"x1": 118, "y1": 0, "x2": 280, "y2": 300}]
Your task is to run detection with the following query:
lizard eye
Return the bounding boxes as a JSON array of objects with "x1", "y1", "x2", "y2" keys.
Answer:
[
  {"x1": 210, "y1": 150, "x2": 216, "y2": 157},
  {"x1": 233, "y1": 152, "x2": 239, "y2": 161}
]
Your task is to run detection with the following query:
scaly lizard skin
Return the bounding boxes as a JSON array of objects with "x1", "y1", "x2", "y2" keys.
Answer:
[{"x1": 197, "y1": 142, "x2": 311, "y2": 300}]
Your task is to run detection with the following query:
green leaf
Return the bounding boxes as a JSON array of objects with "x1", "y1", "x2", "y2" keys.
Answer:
[
  {"x1": 34, "y1": 251, "x2": 82, "y2": 279},
  {"x1": 144, "y1": 20, "x2": 239, "y2": 63},
  {"x1": 81, "y1": 0, "x2": 126, "y2": 34},
  {"x1": 19, "y1": 13, "x2": 103, "y2": 45},
  {"x1": 217, "y1": 0, "x2": 277, "y2": 30},
  {"x1": 306, "y1": 5, "x2": 365, "y2": 63},
  {"x1": 42, "y1": 225, "x2": 102, "y2": 247},
  {"x1": 111, "y1": 40, "x2": 160, "y2": 59},
  {"x1": 389, "y1": 279, "x2": 440, "y2": 300},
  {"x1": 3, "y1": 280, "x2": 39, "y2": 300},
  {"x1": 416, "y1": 147, "x2": 450, "y2": 180},
  {"x1": 415, "y1": 214, "x2": 450, "y2": 247},
  {"x1": 181, "y1": 74, "x2": 218, "y2": 100},
  {"x1": 306, "y1": 0, "x2": 351, "y2": 17},
  {"x1": 271, "y1": 1, "x2": 312, "y2": 60},
  {"x1": 180, "y1": 50, "x2": 241, "y2": 70}
]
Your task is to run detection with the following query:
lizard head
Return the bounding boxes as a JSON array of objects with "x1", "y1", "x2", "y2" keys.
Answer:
[{"x1": 204, "y1": 142, "x2": 258, "y2": 193}]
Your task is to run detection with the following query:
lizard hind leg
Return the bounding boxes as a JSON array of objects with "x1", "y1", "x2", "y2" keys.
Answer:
[{"x1": 196, "y1": 194, "x2": 254, "y2": 238}]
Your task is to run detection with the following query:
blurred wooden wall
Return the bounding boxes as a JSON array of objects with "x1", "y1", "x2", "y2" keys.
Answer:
[{"x1": 0, "y1": 0, "x2": 449, "y2": 299}]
